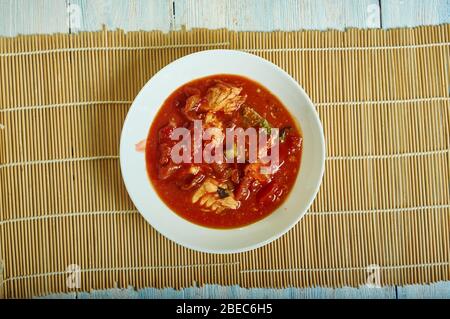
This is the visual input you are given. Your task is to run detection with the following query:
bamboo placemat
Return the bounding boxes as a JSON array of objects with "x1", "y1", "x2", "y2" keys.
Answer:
[{"x1": 0, "y1": 25, "x2": 449, "y2": 298}]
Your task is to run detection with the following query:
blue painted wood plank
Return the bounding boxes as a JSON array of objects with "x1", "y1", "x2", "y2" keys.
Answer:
[
  {"x1": 42, "y1": 282, "x2": 450, "y2": 299},
  {"x1": 0, "y1": 0, "x2": 69, "y2": 36},
  {"x1": 1, "y1": 0, "x2": 449, "y2": 36},
  {"x1": 380, "y1": 0, "x2": 450, "y2": 28},
  {"x1": 35, "y1": 283, "x2": 402, "y2": 299},
  {"x1": 39, "y1": 292, "x2": 77, "y2": 299},
  {"x1": 174, "y1": 0, "x2": 381, "y2": 31},
  {"x1": 68, "y1": 0, "x2": 172, "y2": 33},
  {"x1": 42, "y1": 284, "x2": 398, "y2": 299},
  {"x1": 397, "y1": 282, "x2": 450, "y2": 299}
]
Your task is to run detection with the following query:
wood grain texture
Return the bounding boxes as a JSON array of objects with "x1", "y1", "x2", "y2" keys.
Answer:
[
  {"x1": 0, "y1": 0, "x2": 69, "y2": 36},
  {"x1": 381, "y1": 0, "x2": 450, "y2": 28},
  {"x1": 174, "y1": 0, "x2": 381, "y2": 31},
  {"x1": 76, "y1": 285, "x2": 397, "y2": 299},
  {"x1": 68, "y1": 0, "x2": 172, "y2": 33},
  {"x1": 43, "y1": 282, "x2": 450, "y2": 299},
  {"x1": 397, "y1": 281, "x2": 450, "y2": 298},
  {"x1": 1, "y1": 0, "x2": 450, "y2": 36}
]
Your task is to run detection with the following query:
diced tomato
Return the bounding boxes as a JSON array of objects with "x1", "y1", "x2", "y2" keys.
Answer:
[
  {"x1": 158, "y1": 162, "x2": 181, "y2": 180},
  {"x1": 158, "y1": 123, "x2": 175, "y2": 143},
  {"x1": 256, "y1": 182, "x2": 286, "y2": 206},
  {"x1": 158, "y1": 143, "x2": 172, "y2": 165},
  {"x1": 245, "y1": 163, "x2": 270, "y2": 183},
  {"x1": 235, "y1": 176, "x2": 253, "y2": 201},
  {"x1": 231, "y1": 168, "x2": 240, "y2": 184}
]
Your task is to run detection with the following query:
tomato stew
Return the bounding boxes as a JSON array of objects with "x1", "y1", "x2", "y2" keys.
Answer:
[{"x1": 146, "y1": 74, "x2": 302, "y2": 228}]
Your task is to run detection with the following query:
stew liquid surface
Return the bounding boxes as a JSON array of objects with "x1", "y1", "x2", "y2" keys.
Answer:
[{"x1": 146, "y1": 74, "x2": 302, "y2": 228}]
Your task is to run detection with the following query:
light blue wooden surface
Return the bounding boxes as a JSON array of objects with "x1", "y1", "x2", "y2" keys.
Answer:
[
  {"x1": 380, "y1": 0, "x2": 450, "y2": 28},
  {"x1": 173, "y1": 0, "x2": 382, "y2": 30},
  {"x1": 0, "y1": 0, "x2": 449, "y2": 299},
  {"x1": 68, "y1": 0, "x2": 172, "y2": 33},
  {"x1": 0, "y1": 0, "x2": 449, "y2": 36},
  {"x1": 0, "y1": 0, "x2": 68, "y2": 36},
  {"x1": 40, "y1": 282, "x2": 450, "y2": 299}
]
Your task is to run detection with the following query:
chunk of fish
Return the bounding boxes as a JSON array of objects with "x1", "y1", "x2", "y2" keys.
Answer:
[
  {"x1": 192, "y1": 177, "x2": 240, "y2": 212},
  {"x1": 204, "y1": 112, "x2": 222, "y2": 128},
  {"x1": 183, "y1": 94, "x2": 202, "y2": 120},
  {"x1": 201, "y1": 82, "x2": 247, "y2": 114}
]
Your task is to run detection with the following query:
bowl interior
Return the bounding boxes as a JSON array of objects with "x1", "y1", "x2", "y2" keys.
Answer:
[{"x1": 120, "y1": 50, "x2": 325, "y2": 253}]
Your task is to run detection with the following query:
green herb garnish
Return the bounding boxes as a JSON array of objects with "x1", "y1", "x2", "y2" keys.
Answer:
[
  {"x1": 242, "y1": 106, "x2": 272, "y2": 134},
  {"x1": 279, "y1": 126, "x2": 291, "y2": 142}
]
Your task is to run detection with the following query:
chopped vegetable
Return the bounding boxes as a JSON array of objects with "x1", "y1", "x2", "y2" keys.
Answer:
[
  {"x1": 260, "y1": 119, "x2": 272, "y2": 134},
  {"x1": 279, "y1": 126, "x2": 292, "y2": 142},
  {"x1": 242, "y1": 106, "x2": 272, "y2": 134}
]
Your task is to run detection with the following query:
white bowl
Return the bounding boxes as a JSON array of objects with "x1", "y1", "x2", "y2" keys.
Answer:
[{"x1": 120, "y1": 50, "x2": 325, "y2": 254}]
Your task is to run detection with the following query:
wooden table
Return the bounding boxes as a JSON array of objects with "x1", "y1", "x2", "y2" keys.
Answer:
[
  {"x1": 1, "y1": 0, "x2": 449, "y2": 298},
  {"x1": 0, "y1": 0, "x2": 449, "y2": 36}
]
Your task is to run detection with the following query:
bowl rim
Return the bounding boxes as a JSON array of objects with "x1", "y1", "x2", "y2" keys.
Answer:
[{"x1": 119, "y1": 49, "x2": 326, "y2": 254}]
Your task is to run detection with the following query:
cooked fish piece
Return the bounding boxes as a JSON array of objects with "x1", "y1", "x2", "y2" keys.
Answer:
[
  {"x1": 192, "y1": 177, "x2": 240, "y2": 212},
  {"x1": 182, "y1": 94, "x2": 202, "y2": 120},
  {"x1": 204, "y1": 112, "x2": 223, "y2": 128},
  {"x1": 192, "y1": 178, "x2": 217, "y2": 203},
  {"x1": 201, "y1": 81, "x2": 247, "y2": 114},
  {"x1": 212, "y1": 196, "x2": 240, "y2": 211},
  {"x1": 184, "y1": 94, "x2": 201, "y2": 112}
]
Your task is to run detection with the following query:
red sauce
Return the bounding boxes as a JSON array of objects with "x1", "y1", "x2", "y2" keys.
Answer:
[{"x1": 146, "y1": 74, "x2": 302, "y2": 229}]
